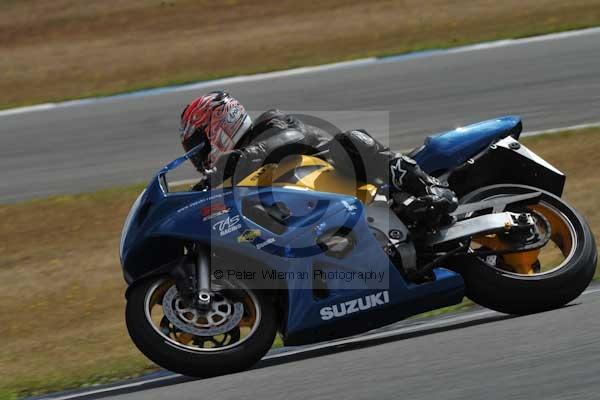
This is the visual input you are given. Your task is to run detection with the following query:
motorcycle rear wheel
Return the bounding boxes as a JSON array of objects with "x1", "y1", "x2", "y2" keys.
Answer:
[
  {"x1": 126, "y1": 277, "x2": 277, "y2": 377},
  {"x1": 457, "y1": 184, "x2": 597, "y2": 315}
]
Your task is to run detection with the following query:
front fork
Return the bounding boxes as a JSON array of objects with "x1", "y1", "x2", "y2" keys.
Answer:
[
  {"x1": 196, "y1": 248, "x2": 212, "y2": 306},
  {"x1": 171, "y1": 244, "x2": 212, "y2": 308}
]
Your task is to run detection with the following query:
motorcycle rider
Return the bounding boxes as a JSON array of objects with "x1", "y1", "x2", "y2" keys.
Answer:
[{"x1": 180, "y1": 91, "x2": 458, "y2": 229}]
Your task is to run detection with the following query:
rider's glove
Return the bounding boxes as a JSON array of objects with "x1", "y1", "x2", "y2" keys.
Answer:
[{"x1": 426, "y1": 185, "x2": 459, "y2": 215}]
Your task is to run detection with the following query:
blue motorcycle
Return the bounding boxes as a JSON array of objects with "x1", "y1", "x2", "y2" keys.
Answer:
[{"x1": 120, "y1": 116, "x2": 596, "y2": 377}]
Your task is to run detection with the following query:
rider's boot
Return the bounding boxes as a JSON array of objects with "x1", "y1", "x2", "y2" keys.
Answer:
[
  {"x1": 389, "y1": 155, "x2": 459, "y2": 230},
  {"x1": 330, "y1": 130, "x2": 458, "y2": 229}
]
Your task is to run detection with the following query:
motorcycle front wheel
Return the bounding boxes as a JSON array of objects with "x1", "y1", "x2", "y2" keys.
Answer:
[
  {"x1": 126, "y1": 276, "x2": 277, "y2": 377},
  {"x1": 457, "y1": 184, "x2": 597, "y2": 315}
]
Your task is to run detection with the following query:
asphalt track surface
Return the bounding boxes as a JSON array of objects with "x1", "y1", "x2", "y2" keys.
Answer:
[
  {"x1": 2, "y1": 29, "x2": 600, "y2": 202},
  {"x1": 37, "y1": 286, "x2": 600, "y2": 400},
  {"x1": 6, "y1": 28, "x2": 600, "y2": 400}
]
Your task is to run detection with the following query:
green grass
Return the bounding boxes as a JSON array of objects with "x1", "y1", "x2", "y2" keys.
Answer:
[
  {"x1": 0, "y1": 128, "x2": 599, "y2": 399},
  {"x1": 2, "y1": 0, "x2": 600, "y2": 109},
  {"x1": 3, "y1": 20, "x2": 600, "y2": 112}
]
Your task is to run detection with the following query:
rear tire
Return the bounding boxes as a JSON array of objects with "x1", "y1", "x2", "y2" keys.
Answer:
[
  {"x1": 126, "y1": 277, "x2": 278, "y2": 377},
  {"x1": 457, "y1": 184, "x2": 597, "y2": 315}
]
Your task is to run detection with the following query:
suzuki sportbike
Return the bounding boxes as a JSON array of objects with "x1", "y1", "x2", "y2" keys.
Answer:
[{"x1": 120, "y1": 116, "x2": 597, "y2": 377}]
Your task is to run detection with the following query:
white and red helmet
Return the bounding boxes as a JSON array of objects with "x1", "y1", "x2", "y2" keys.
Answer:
[{"x1": 180, "y1": 91, "x2": 252, "y2": 170}]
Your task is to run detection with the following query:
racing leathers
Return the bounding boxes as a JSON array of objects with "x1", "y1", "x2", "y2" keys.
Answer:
[{"x1": 208, "y1": 110, "x2": 458, "y2": 228}]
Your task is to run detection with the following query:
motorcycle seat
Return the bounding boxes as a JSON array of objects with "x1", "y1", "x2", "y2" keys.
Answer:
[{"x1": 410, "y1": 116, "x2": 522, "y2": 174}]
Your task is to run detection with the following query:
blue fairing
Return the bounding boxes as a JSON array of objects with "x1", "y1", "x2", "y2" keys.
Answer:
[
  {"x1": 121, "y1": 124, "x2": 530, "y2": 345},
  {"x1": 120, "y1": 169, "x2": 464, "y2": 344},
  {"x1": 412, "y1": 116, "x2": 522, "y2": 174}
]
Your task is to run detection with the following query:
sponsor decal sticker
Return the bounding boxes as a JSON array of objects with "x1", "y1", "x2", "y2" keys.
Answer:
[
  {"x1": 201, "y1": 203, "x2": 230, "y2": 221},
  {"x1": 176, "y1": 193, "x2": 229, "y2": 214},
  {"x1": 236, "y1": 229, "x2": 275, "y2": 249},
  {"x1": 237, "y1": 229, "x2": 262, "y2": 243},
  {"x1": 212, "y1": 215, "x2": 242, "y2": 236},
  {"x1": 319, "y1": 291, "x2": 390, "y2": 321},
  {"x1": 256, "y1": 237, "x2": 275, "y2": 249}
]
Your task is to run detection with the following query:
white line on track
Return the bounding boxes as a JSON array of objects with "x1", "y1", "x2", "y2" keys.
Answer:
[
  {"x1": 37, "y1": 285, "x2": 600, "y2": 400},
  {"x1": 17, "y1": 25, "x2": 600, "y2": 399},
  {"x1": 522, "y1": 122, "x2": 600, "y2": 136},
  {"x1": 2, "y1": 26, "x2": 600, "y2": 118},
  {"x1": 165, "y1": 121, "x2": 600, "y2": 188}
]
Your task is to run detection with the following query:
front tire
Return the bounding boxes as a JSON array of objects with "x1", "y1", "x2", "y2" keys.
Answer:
[
  {"x1": 126, "y1": 277, "x2": 278, "y2": 377},
  {"x1": 458, "y1": 184, "x2": 597, "y2": 315}
]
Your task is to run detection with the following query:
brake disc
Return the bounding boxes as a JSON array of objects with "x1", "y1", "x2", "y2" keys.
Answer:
[{"x1": 162, "y1": 286, "x2": 244, "y2": 336}]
